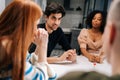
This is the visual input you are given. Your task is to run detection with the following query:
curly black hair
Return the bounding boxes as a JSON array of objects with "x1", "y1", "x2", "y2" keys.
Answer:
[
  {"x1": 44, "y1": 2, "x2": 66, "y2": 17},
  {"x1": 86, "y1": 10, "x2": 107, "y2": 33}
]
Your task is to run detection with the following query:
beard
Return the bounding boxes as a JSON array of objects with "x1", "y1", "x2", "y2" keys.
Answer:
[{"x1": 49, "y1": 24, "x2": 59, "y2": 31}]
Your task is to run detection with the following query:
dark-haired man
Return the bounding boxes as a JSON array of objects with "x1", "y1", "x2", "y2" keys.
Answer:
[{"x1": 29, "y1": 2, "x2": 76, "y2": 63}]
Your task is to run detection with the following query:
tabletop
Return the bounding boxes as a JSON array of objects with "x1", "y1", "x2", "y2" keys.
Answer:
[{"x1": 50, "y1": 55, "x2": 112, "y2": 79}]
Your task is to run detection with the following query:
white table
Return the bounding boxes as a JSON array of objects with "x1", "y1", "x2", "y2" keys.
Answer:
[{"x1": 50, "y1": 55, "x2": 112, "y2": 79}]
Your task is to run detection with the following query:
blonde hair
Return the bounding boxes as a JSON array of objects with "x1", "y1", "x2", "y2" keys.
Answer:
[{"x1": 0, "y1": 0, "x2": 42, "y2": 80}]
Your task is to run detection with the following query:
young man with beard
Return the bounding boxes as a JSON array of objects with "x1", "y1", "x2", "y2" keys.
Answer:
[{"x1": 29, "y1": 2, "x2": 76, "y2": 64}]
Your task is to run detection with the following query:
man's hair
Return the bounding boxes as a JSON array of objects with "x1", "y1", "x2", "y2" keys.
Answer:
[
  {"x1": 86, "y1": 10, "x2": 107, "y2": 33},
  {"x1": 44, "y1": 2, "x2": 66, "y2": 17}
]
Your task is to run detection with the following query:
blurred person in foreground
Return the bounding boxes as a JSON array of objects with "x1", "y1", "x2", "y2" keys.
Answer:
[
  {"x1": 58, "y1": 0, "x2": 120, "y2": 80},
  {"x1": 0, "y1": 0, "x2": 56, "y2": 80}
]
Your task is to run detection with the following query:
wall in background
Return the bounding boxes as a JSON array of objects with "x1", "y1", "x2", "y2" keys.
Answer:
[
  {"x1": 5, "y1": 0, "x2": 12, "y2": 7},
  {"x1": 0, "y1": 0, "x2": 12, "y2": 14},
  {"x1": 0, "y1": 0, "x2": 5, "y2": 14},
  {"x1": 60, "y1": 12, "x2": 83, "y2": 29},
  {"x1": 1, "y1": 0, "x2": 112, "y2": 29},
  {"x1": 61, "y1": 0, "x2": 84, "y2": 29},
  {"x1": 35, "y1": 0, "x2": 47, "y2": 11}
]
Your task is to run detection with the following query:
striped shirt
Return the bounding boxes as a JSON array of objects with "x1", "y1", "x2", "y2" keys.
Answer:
[
  {"x1": 0, "y1": 52, "x2": 57, "y2": 80},
  {"x1": 25, "y1": 53, "x2": 57, "y2": 80}
]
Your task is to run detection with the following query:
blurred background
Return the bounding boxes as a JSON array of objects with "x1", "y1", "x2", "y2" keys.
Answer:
[{"x1": 0, "y1": 0, "x2": 112, "y2": 55}]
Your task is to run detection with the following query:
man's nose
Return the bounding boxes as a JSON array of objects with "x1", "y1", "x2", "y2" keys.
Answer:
[{"x1": 54, "y1": 19, "x2": 59, "y2": 24}]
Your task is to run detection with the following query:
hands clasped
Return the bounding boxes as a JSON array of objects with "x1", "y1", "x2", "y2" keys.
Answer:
[
  {"x1": 34, "y1": 28, "x2": 48, "y2": 62},
  {"x1": 59, "y1": 49, "x2": 77, "y2": 63},
  {"x1": 88, "y1": 54, "x2": 104, "y2": 63},
  {"x1": 34, "y1": 28, "x2": 48, "y2": 46}
]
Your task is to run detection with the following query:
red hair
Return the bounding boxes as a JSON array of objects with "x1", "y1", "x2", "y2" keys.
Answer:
[{"x1": 0, "y1": 0, "x2": 42, "y2": 80}]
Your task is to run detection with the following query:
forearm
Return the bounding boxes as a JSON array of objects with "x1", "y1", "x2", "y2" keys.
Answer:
[
  {"x1": 81, "y1": 48, "x2": 91, "y2": 58},
  {"x1": 47, "y1": 57, "x2": 61, "y2": 64},
  {"x1": 35, "y1": 44, "x2": 47, "y2": 63}
]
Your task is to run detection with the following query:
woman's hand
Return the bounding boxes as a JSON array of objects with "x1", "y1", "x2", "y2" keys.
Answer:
[
  {"x1": 34, "y1": 28, "x2": 48, "y2": 46},
  {"x1": 34, "y1": 28, "x2": 48, "y2": 62},
  {"x1": 88, "y1": 54, "x2": 96, "y2": 62},
  {"x1": 94, "y1": 56, "x2": 101, "y2": 63},
  {"x1": 95, "y1": 54, "x2": 105, "y2": 63}
]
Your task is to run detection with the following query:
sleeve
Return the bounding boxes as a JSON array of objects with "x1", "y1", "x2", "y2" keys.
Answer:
[
  {"x1": 25, "y1": 52, "x2": 57, "y2": 80},
  {"x1": 58, "y1": 28, "x2": 71, "y2": 50},
  {"x1": 77, "y1": 29, "x2": 87, "y2": 49}
]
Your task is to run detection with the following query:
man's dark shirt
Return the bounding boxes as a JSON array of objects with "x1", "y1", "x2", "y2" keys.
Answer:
[{"x1": 29, "y1": 23, "x2": 71, "y2": 57}]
